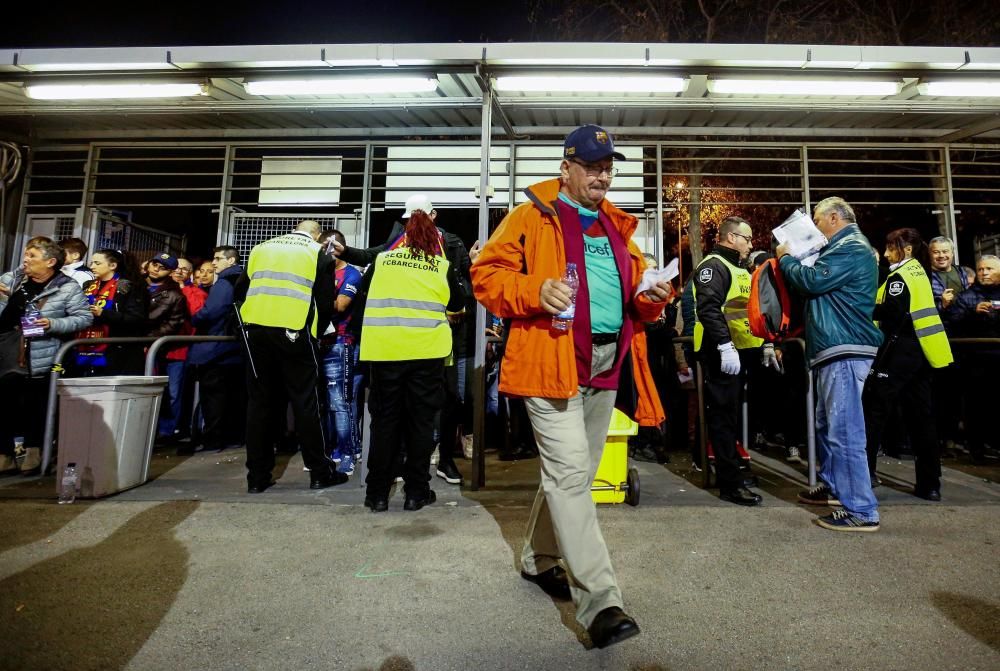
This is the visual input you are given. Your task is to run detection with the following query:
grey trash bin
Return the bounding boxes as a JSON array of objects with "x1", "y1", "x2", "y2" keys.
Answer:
[{"x1": 56, "y1": 376, "x2": 168, "y2": 498}]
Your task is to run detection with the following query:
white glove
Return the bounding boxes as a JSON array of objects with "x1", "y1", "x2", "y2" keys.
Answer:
[
  {"x1": 717, "y1": 342, "x2": 741, "y2": 375},
  {"x1": 761, "y1": 343, "x2": 783, "y2": 373}
]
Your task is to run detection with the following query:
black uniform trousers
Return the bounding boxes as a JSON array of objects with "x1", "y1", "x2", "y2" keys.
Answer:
[
  {"x1": 962, "y1": 357, "x2": 1000, "y2": 460},
  {"x1": 863, "y1": 359, "x2": 940, "y2": 492},
  {"x1": 244, "y1": 326, "x2": 331, "y2": 486},
  {"x1": 700, "y1": 347, "x2": 753, "y2": 491},
  {"x1": 366, "y1": 358, "x2": 445, "y2": 499},
  {"x1": 0, "y1": 374, "x2": 48, "y2": 455},
  {"x1": 195, "y1": 363, "x2": 246, "y2": 451}
]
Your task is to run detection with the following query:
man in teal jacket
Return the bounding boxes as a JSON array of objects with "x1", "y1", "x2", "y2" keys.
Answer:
[{"x1": 778, "y1": 196, "x2": 883, "y2": 532}]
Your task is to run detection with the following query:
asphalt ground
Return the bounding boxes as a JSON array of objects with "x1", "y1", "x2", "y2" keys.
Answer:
[{"x1": 0, "y1": 445, "x2": 997, "y2": 671}]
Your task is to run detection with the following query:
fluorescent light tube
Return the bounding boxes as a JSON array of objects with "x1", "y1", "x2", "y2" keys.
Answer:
[
  {"x1": 495, "y1": 75, "x2": 687, "y2": 93},
  {"x1": 244, "y1": 77, "x2": 438, "y2": 96},
  {"x1": 26, "y1": 83, "x2": 205, "y2": 100},
  {"x1": 709, "y1": 79, "x2": 899, "y2": 96},
  {"x1": 919, "y1": 81, "x2": 1000, "y2": 96}
]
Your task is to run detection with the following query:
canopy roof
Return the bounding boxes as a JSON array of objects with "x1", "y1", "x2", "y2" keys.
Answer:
[{"x1": 1, "y1": 42, "x2": 1000, "y2": 142}]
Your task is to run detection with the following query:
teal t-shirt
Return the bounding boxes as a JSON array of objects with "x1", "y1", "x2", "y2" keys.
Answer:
[{"x1": 558, "y1": 193, "x2": 624, "y2": 334}]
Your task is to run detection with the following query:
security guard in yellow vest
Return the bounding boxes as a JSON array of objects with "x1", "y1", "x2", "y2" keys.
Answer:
[
  {"x1": 238, "y1": 220, "x2": 348, "y2": 493},
  {"x1": 863, "y1": 228, "x2": 953, "y2": 500},
  {"x1": 692, "y1": 216, "x2": 770, "y2": 506},
  {"x1": 356, "y1": 198, "x2": 466, "y2": 512}
]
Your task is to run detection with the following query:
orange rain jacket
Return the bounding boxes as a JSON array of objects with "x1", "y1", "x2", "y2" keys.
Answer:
[{"x1": 471, "y1": 178, "x2": 667, "y2": 426}]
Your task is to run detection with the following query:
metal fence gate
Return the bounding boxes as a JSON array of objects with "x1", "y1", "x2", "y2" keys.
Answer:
[{"x1": 223, "y1": 211, "x2": 361, "y2": 262}]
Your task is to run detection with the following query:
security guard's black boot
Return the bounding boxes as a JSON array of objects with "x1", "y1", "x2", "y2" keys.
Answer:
[{"x1": 310, "y1": 468, "x2": 349, "y2": 490}]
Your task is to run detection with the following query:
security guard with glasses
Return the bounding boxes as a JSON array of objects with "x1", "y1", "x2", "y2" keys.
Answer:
[
  {"x1": 238, "y1": 220, "x2": 347, "y2": 493},
  {"x1": 692, "y1": 216, "x2": 769, "y2": 506},
  {"x1": 863, "y1": 228, "x2": 953, "y2": 501},
  {"x1": 356, "y1": 199, "x2": 466, "y2": 513}
]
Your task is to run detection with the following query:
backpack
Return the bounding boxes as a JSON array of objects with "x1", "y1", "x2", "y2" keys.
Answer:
[{"x1": 748, "y1": 258, "x2": 803, "y2": 342}]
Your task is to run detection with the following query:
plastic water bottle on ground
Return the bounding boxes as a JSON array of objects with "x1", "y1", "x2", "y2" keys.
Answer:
[
  {"x1": 59, "y1": 463, "x2": 78, "y2": 504},
  {"x1": 551, "y1": 262, "x2": 579, "y2": 331}
]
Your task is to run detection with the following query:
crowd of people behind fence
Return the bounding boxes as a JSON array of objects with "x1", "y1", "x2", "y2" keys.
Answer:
[{"x1": 0, "y1": 124, "x2": 998, "y2": 647}]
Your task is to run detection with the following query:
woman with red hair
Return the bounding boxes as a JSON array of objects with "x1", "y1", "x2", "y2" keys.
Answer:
[{"x1": 357, "y1": 197, "x2": 468, "y2": 512}]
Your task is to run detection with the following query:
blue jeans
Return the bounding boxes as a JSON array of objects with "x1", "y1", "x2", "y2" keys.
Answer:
[
  {"x1": 158, "y1": 360, "x2": 186, "y2": 437},
  {"x1": 323, "y1": 342, "x2": 359, "y2": 457},
  {"x1": 815, "y1": 358, "x2": 879, "y2": 522}
]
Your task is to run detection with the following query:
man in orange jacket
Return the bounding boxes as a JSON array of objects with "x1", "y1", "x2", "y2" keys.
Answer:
[{"x1": 471, "y1": 125, "x2": 672, "y2": 649}]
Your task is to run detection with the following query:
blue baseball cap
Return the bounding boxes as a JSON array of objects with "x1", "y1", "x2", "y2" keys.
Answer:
[
  {"x1": 563, "y1": 124, "x2": 626, "y2": 162},
  {"x1": 148, "y1": 253, "x2": 178, "y2": 270}
]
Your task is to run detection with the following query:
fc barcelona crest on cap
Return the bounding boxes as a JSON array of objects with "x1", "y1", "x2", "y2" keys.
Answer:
[
  {"x1": 563, "y1": 124, "x2": 626, "y2": 162},
  {"x1": 699, "y1": 267, "x2": 714, "y2": 284}
]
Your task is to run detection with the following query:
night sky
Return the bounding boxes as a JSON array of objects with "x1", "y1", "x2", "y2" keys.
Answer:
[{"x1": 1, "y1": 1, "x2": 538, "y2": 48}]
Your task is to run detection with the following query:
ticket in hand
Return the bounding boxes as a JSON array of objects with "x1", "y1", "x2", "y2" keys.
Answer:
[
  {"x1": 21, "y1": 308, "x2": 45, "y2": 338},
  {"x1": 635, "y1": 258, "x2": 679, "y2": 297}
]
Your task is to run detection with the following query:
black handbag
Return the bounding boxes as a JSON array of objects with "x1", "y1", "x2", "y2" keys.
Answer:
[{"x1": 0, "y1": 328, "x2": 28, "y2": 379}]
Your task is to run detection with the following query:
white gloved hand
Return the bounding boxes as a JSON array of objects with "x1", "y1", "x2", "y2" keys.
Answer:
[
  {"x1": 761, "y1": 343, "x2": 783, "y2": 373},
  {"x1": 717, "y1": 342, "x2": 741, "y2": 375}
]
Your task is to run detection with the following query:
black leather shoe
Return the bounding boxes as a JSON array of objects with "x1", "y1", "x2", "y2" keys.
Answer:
[
  {"x1": 587, "y1": 606, "x2": 640, "y2": 649},
  {"x1": 915, "y1": 488, "x2": 941, "y2": 501},
  {"x1": 520, "y1": 566, "x2": 571, "y2": 600},
  {"x1": 403, "y1": 489, "x2": 436, "y2": 511},
  {"x1": 364, "y1": 496, "x2": 389, "y2": 512},
  {"x1": 310, "y1": 470, "x2": 349, "y2": 490},
  {"x1": 247, "y1": 480, "x2": 275, "y2": 494},
  {"x1": 719, "y1": 486, "x2": 763, "y2": 506}
]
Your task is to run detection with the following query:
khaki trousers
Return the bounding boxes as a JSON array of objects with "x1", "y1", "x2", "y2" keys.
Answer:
[{"x1": 521, "y1": 343, "x2": 621, "y2": 628}]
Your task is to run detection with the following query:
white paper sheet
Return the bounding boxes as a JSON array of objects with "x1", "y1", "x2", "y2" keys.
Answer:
[
  {"x1": 773, "y1": 210, "x2": 827, "y2": 267},
  {"x1": 635, "y1": 258, "x2": 680, "y2": 296}
]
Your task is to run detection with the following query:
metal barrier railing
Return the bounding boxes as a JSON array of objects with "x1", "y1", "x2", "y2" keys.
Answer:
[
  {"x1": 41, "y1": 335, "x2": 235, "y2": 475},
  {"x1": 143, "y1": 335, "x2": 236, "y2": 376},
  {"x1": 676, "y1": 335, "x2": 818, "y2": 489},
  {"x1": 36, "y1": 333, "x2": 998, "y2": 487}
]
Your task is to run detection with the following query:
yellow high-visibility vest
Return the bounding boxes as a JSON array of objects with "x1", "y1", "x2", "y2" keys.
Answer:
[
  {"x1": 693, "y1": 252, "x2": 764, "y2": 352},
  {"x1": 240, "y1": 232, "x2": 320, "y2": 336},
  {"x1": 360, "y1": 247, "x2": 453, "y2": 362},
  {"x1": 877, "y1": 258, "x2": 953, "y2": 369}
]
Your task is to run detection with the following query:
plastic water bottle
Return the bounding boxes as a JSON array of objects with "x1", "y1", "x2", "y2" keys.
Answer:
[
  {"x1": 58, "y1": 463, "x2": 78, "y2": 504},
  {"x1": 551, "y1": 262, "x2": 580, "y2": 331}
]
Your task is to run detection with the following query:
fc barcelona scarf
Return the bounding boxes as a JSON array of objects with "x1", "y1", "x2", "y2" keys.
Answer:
[{"x1": 76, "y1": 276, "x2": 120, "y2": 367}]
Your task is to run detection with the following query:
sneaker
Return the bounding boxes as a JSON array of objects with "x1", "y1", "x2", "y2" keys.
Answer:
[
  {"x1": 786, "y1": 445, "x2": 804, "y2": 464},
  {"x1": 798, "y1": 482, "x2": 841, "y2": 506},
  {"x1": 430, "y1": 447, "x2": 440, "y2": 466},
  {"x1": 436, "y1": 461, "x2": 462, "y2": 485},
  {"x1": 337, "y1": 455, "x2": 355, "y2": 476},
  {"x1": 329, "y1": 449, "x2": 344, "y2": 464},
  {"x1": 690, "y1": 460, "x2": 703, "y2": 473},
  {"x1": 814, "y1": 509, "x2": 880, "y2": 533}
]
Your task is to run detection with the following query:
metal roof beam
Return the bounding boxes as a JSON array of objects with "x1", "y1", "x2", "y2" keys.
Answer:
[
  {"x1": 474, "y1": 65, "x2": 517, "y2": 140},
  {"x1": 933, "y1": 116, "x2": 1000, "y2": 142},
  {"x1": 30, "y1": 125, "x2": 999, "y2": 141}
]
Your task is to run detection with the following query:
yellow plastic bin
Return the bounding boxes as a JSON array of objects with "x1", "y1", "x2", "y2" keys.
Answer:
[{"x1": 591, "y1": 408, "x2": 640, "y2": 506}]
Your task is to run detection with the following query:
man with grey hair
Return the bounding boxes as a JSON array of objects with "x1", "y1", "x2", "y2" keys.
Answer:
[
  {"x1": 928, "y1": 236, "x2": 971, "y2": 311},
  {"x1": 927, "y1": 236, "x2": 969, "y2": 458},
  {"x1": 944, "y1": 254, "x2": 1000, "y2": 464},
  {"x1": 777, "y1": 196, "x2": 883, "y2": 532},
  {"x1": 235, "y1": 220, "x2": 347, "y2": 493}
]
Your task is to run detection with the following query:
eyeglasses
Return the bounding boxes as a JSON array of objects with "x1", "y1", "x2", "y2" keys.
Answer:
[
  {"x1": 729, "y1": 232, "x2": 753, "y2": 244},
  {"x1": 174, "y1": 268, "x2": 192, "y2": 274},
  {"x1": 570, "y1": 159, "x2": 618, "y2": 178}
]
